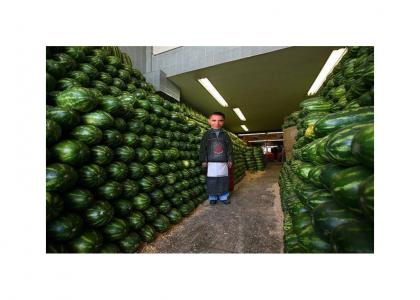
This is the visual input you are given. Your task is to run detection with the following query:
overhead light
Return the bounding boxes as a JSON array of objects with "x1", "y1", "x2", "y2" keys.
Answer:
[
  {"x1": 267, "y1": 131, "x2": 283, "y2": 134},
  {"x1": 233, "y1": 108, "x2": 246, "y2": 121},
  {"x1": 307, "y1": 47, "x2": 348, "y2": 96},
  {"x1": 198, "y1": 78, "x2": 229, "y2": 107},
  {"x1": 241, "y1": 125, "x2": 249, "y2": 132},
  {"x1": 249, "y1": 139, "x2": 283, "y2": 142},
  {"x1": 238, "y1": 132, "x2": 266, "y2": 136}
]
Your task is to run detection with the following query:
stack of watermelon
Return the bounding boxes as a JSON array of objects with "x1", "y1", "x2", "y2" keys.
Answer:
[
  {"x1": 279, "y1": 46, "x2": 374, "y2": 253},
  {"x1": 245, "y1": 147, "x2": 257, "y2": 172},
  {"x1": 46, "y1": 46, "x2": 209, "y2": 253},
  {"x1": 232, "y1": 144, "x2": 246, "y2": 184},
  {"x1": 253, "y1": 147, "x2": 265, "y2": 171}
]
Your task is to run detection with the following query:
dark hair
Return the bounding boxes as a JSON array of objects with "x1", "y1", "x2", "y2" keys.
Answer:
[{"x1": 208, "y1": 112, "x2": 225, "y2": 119}]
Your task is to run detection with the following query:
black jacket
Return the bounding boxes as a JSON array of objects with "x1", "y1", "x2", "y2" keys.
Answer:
[{"x1": 199, "y1": 129, "x2": 233, "y2": 163}]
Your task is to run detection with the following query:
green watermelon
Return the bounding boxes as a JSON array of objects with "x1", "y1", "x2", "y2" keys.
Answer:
[
  {"x1": 51, "y1": 139, "x2": 90, "y2": 166},
  {"x1": 153, "y1": 215, "x2": 171, "y2": 233},
  {"x1": 359, "y1": 175, "x2": 374, "y2": 220},
  {"x1": 114, "y1": 118, "x2": 127, "y2": 131},
  {"x1": 144, "y1": 206, "x2": 159, "y2": 222},
  {"x1": 69, "y1": 71, "x2": 90, "y2": 87},
  {"x1": 90, "y1": 80, "x2": 109, "y2": 94},
  {"x1": 82, "y1": 110, "x2": 114, "y2": 129},
  {"x1": 118, "y1": 232, "x2": 140, "y2": 253},
  {"x1": 109, "y1": 86, "x2": 122, "y2": 96},
  {"x1": 63, "y1": 188, "x2": 94, "y2": 211},
  {"x1": 331, "y1": 221, "x2": 374, "y2": 253},
  {"x1": 104, "y1": 64, "x2": 118, "y2": 77},
  {"x1": 106, "y1": 161, "x2": 128, "y2": 181},
  {"x1": 113, "y1": 78, "x2": 126, "y2": 90},
  {"x1": 122, "y1": 133, "x2": 140, "y2": 147},
  {"x1": 98, "y1": 96, "x2": 124, "y2": 116},
  {"x1": 351, "y1": 123, "x2": 374, "y2": 169},
  {"x1": 127, "y1": 211, "x2": 146, "y2": 230},
  {"x1": 148, "y1": 113, "x2": 160, "y2": 127},
  {"x1": 100, "y1": 243, "x2": 120, "y2": 253},
  {"x1": 46, "y1": 163, "x2": 78, "y2": 192},
  {"x1": 46, "y1": 73, "x2": 57, "y2": 92},
  {"x1": 127, "y1": 83, "x2": 137, "y2": 92},
  {"x1": 150, "y1": 189, "x2": 165, "y2": 205},
  {"x1": 67, "y1": 230, "x2": 103, "y2": 253},
  {"x1": 139, "y1": 224, "x2": 156, "y2": 243},
  {"x1": 47, "y1": 213, "x2": 83, "y2": 241},
  {"x1": 158, "y1": 200, "x2": 172, "y2": 214},
  {"x1": 127, "y1": 119, "x2": 144, "y2": 134},
  {"x1": 115, "y1": 146, "x2": 135, "y2": 162},
  {"x1": 154, "y1": 175, "x2": 167, "y2": 188},
  {"x1": 132, "y1": 193, "x2": 151, "y2": 211},
  {"x1": 106, "y1": 55, "x2": 122, "y2": 68},
  {"x1": 90, "y1": 145, "x2": 113, "y2": 165},
  {"x1": 128, "y1": 162, "x2": 144, "y2": 179},
  {"x1": 102, "y1": 218, "x2": 128, "y2": 241},
  {"x1": 102, "y1": 129, "x2": 123, "y2": 148},
  {"x1": 331, "y1": 166, "x2": 372, "y2": 213},
  {"x1": 57, "y1": 78, "x2": 81, "y2": 90},
  {"x1": 121, "y1": 179, "x2": 139, "y2": 198},
  {"x1": 86, "y1": 55, "x2": 105, "y2": 71},
  {"x1": 138, "y1": 176, "x2": 155, "y2": 193},
  {"x1": 114, "y1": 199, "x2": 133, "y2": 216},
  {"x1": 85, "y1": 201, "x2": 114, "y2": 227},
  {"x1": 166, "y1": 208, "x2": 182, "y2": 224},
  {"x1": 54, "y1": 52, "x2": 77, "y2": 71},
  {"x1": 179, "y1": 204, "x2": 191, "y2": 216},
  {"x1": 79, "y1": 63, "x2": 99, "y2": 79},
  {"x1": 132, "y1": 108, "x2": 149, "y2": 123},
  {"x1": 79, "y1": 164, "x2": 107, "y2": 188},
  {"x1": 135, "y1": 147, "x2": 150, "y2": 163},
  {"x1": 97, "y1": 180, "x2": 123, "y2": 201},
  {"x1": 137, "y1": 99, "x2": 151, "y2": 111},
  {"x1": 98, "y1": 72, "x2": 113, "y2": 85},
  {"x1": 66, "y1": 46, "x2": 86, "y2": 62},
  {"x1": 145, "y1": 161, "x2": 159, "y2": 176},
  {"x1": 319, "y1": 163, "x2": 347, "y2": 190},
  {"x1": 159, "y1": 162, "x2": 170, "y2": 174},
  {"x1": 46, "y1": 59, "x2": 65, "y2": 78},
  {"x1": 138, "y1": 135, "x2": 153, "y2": 149},
  {"x1": 46, "y1": 106, "x2": 80, "y2": 132},
  {"x1": 118, "y1": 69, "x2": 131, "y2": 82},
  {"x1": 46, "y1": 192, "x2": 64, "y2": 222},
  {"x1": 46, "y1": 242, "x2": 68, "y2": 253},
  {"x1": 144, "y1": 124, "x2": 155, "y2": 136},
  {"x1": 46, "y1": 119, "x2": 62, "y2": 146},
  {"x1": 70, "y1": 125, "x2": 102, "y2": 145}
]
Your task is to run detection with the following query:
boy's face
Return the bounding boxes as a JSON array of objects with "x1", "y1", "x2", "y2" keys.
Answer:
[{"x1": 208, "y1": 114, "x2": 225, "y2": 129}]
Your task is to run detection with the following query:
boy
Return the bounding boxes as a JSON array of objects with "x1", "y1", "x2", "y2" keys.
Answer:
[{"x1": 199, "y1": 112, "x2": 233, "y2": 205}]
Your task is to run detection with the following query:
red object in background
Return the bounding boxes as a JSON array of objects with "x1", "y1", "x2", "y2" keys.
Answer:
[
  {"x1": 229, "y1": 164, "x2": 234, "y2": 192},
  {"x1": 265, "y1": 152, "x2": 274, "y2": 161}
]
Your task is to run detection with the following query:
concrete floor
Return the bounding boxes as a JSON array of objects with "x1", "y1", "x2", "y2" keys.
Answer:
[{"x1": 140, "y1": 161, "x2": 284, "y2": 253}]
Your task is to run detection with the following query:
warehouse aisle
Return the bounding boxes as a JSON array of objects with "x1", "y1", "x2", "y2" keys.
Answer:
[{"x1": 141, "y1": 161, "x2": 284, "y2": 253}]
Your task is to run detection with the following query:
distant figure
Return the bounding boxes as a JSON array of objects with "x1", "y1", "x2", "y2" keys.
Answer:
[{"x1": 199, "y1": 112, "x2": 233, "y2": 205}]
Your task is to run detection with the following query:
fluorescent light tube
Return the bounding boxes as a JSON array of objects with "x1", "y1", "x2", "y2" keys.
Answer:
[
  {"x1": 233, "y1": 108, "x2": 246, "y2": 121},
  {"x1": 198, "y1": 78, "x2": 229, "y2": 107},
  {"x1": 267, "y1": 131, "x2": 283, "y2": 134},
  {"x1": 307, "y1": 48, "x2": 348, "y2": 96},
  {"x1": 238, "y1": 133, "x2": 266, "y2": 136},
  {"x1": 241, "y1": 125, "x2": 249, "y2": 132}
]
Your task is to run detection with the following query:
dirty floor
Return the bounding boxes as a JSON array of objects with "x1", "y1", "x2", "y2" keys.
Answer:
[{"x1": 140, "y1": 161, "x2": 284, "y2": 253}]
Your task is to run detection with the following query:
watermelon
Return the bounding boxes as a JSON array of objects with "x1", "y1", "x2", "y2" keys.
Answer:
[
  {"x1": 113, "y1": 78, "x2": 126, "y2": 90},
  {"x1": 165, "y1": 173, "x2": 177, "y2": 185},
  {"x1": 138, "y1": 135, "x2": 153, "y2": 149},
  {"x1": 137, "y1": 99, "x2": 151, "y2": 110},
  {"x1": 82, "y1": 110, "x2": 114, "y2": 129},
  {"x1": 127, "y1": 119, "x2": 144, "y2": 134},
  {"x1": 97, "y1": 180, "x2": 123, "y2": 200},
  {"x1": 70, "y1": 125, "x2": 103, "y2": 145},
  {"x1": 325, "y1": 123, "x2": 372, "y2": 166},
  {"x1": 106, "y1": 56, "x2": 122, "y2": 68},
  {"x1": 51, "y1": 139, "x2": 90, "y2": 166},
  {"x1": 86, "y1": 55, "x2": 105, "y2": 71},
  {"x1": 153, "y1": 215, "x2": 171, "y2": 233},
  {"x1": 179, "y1": 204, "x2": 191, "y2": 216},
  {"x1": 67, "y1": 230, "x2": 103, "y2": 253},
  {"x1": 109, "y1": 86, "x2": 122, "y2": 96},
  {"x1": 106, "y1": 161, "x2": 128, "y2": 181},
  {"x1": 85, "y1": 201, "x2": 114, "y2": 227},
  {"x1": 173, "y1": 182, "x2": 184, "y2": 192},
  {"x1": 144, "y1": 161, "x2": 160, "y2": 176},
  {"x1": 135, "y1": 147, "x2": 150, "y2": 163},
  {"x1": 69, "y1": 71, "x2": 90, "y2": 87},
  {"x1": 90, "y1": 145, "x2": 113, "y2": 165},
  {"x1": 118, "y1": 69, "x2": 131, "y2": 82},
  {"x1": 63, "y1": 188, "x2": 94, "y2": 211},
  {"x1": 144, "y1": 206, "x2": 159, "y2": 222},
  {"x1": 356, "y1": 92, "x2": 373, "y2": 107},
  {"x1": 319, "y1": 163, "x2": 347, "y2": 190},
  {"x1": 128, "y1": 162, "x2": 144, "y2": 179},
  {"x1": 294, "y1": 161, "x2": 314, "y2": 183},
  {"x1": 98, "y1": 96, "x2": 124, "y2": 116},
  {"x1": 152, "y1": 136, "x2": 167, "y2": 149},
  {"x1": 66, "y1": 46, "x2": 86, "y2": 62},
  {"x1": 122, "y1": 133, "x2": 140, "y2": 147},
  {"x1": 299, "y1": 231, "x2": 332, "y2": 253},
  {"x1": 127, "y1": 83, "x2": 137, "y2": 92},
  {"x1": 46, "y1": 59, "x2": 65, "y2": 78},
  {"x1": 159, "y1": 162, "x2": 170, "y2": 174},
  {"x1": 100, "y1": 243, "x2": 120, "y2": 253},
  {"x1": 47, "y1": 213, "x2": 83, "y2": 241},
  {"x1": 159, "y1": 117, "x2": 169, "y2": 129},
  {"x1": 46, "y1": 73, "x2": 57, "y2": 92},
  {"x1": 90, "y1": 80, "x2": 109, "y2": 94},
  {"x1": 132, "y1": 108, "x2": 149, "y2": 123},
  {"x1": 46, "y1": 192, "x2": 64, "y2": 222},
  {"x1": 97, "y1": 72, "x2": 112, "y2": 85},
  {"x1": 79, "y1": 63, "x2": 99, "y2": 79},
  {"x1": 105, "y1": 64, "x2": 118, "y2": 77},
  {"x1": 127, "y1": 211, "x2": 146, "y2": 230},
  {"x1": 331, "y1": 221, "x2": 373, "y2": 253},
  {"x1": 46, "y1": 242, "x2": 68, "y2": 253},
  {"x1": 46, "y1": 106, "x2": 80, "y2": 131},
  {"x1": 139, "y1": 224, "x2": 156, "y2": 243},
  {"x1": 79, "y1": 164, "x2": 107, "y2": 188},
  {"x1": 166, "y1": 208, "x2": 182, "y2": 224},
  {"x1": 114, "y1": 118, "x2": 127, "y2": 131},
  {"x1": 54, "y1": 53, "x2": 77, "y2": 71},
  {"x1": 359, "y1": 175, "x2": 374, "y2": 220},
  {"x1": 102, "y1": 129, "x2": 123, "y2": 148},
  {"x1": 144, "y1": 124, "x2": 155, "y2": 136},
  {"x1": 314, "y1": 107, "x2": 374, "y2": 138},
  {"x1": 122, "y1": 179, "x2": 139, "y2": 198},
  {"x1": 154, "y1": 175, "x2": 167, "y2": 187},
  {"x1": 57, "y1": 78, "x2": 81, "y2": 90},
  {"x1": 331, "y1": 166, "x2": 372, "y2": 213},
  {"x1": 148, "y1": 113, "x2": 160, "y2": 127},
  {"x1": 132, "y1": 193, "x2": 151, "y2": 211},
  {"x1": 46, "y1": 163, "x2": 78, "y2": 192},
  {"x1": 114, "y1": 199, "x2": 133, "y2": 216},
  {"x1": 118, "y1": 232, "x2": 141, "y2": 253},
  {"x1": 351, "y1": 123, "x2": 374, "y2": 169},
  {"x1": 150, "y1": 189, "x2": 165, "y2": 205},
  {"x1": 46, "y1": 119, "x2": 62, "y2": 146},
  {"x1": 114, "y1": 146, "x2": 135, "y2": 162},
  {"x1": 158, "y1": 200, "x2": 172, "y2": 214},
  {"x1": 132, "y1": 69, "x2": 144, "y2": 80},
  {"x1": 102, "y1": 218, "x2": 128, "y2": 241},
  {"x1": 138, "y1": 176, "x2": 155, "y2": 193}
]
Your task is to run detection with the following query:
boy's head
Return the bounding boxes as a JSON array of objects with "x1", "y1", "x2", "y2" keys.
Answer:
[{"x1": 208, "y1": 112, "x2": 225, "y2": 129}]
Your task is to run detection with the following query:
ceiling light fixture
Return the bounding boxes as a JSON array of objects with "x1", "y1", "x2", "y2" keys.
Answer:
[
  {"x1": 233, "y1": 108, "x2": 246, "y2": 121},
  {"x1": 197, "y1": 78, "x2": 229, "y2": 107},
  {"x1": 307, "y1": 47, "x2": 348, "y2": 96},
  {"x1": 237, "y1": 133, "x2": 266, "y2": 136},
  {"x1": 241, "y1": 125, "x2": 249, "y2": 132}
]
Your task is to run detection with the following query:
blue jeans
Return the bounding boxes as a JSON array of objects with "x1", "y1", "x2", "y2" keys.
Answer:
[{"x1": 209, "y1": 192, "x2": 229, "y2": 202}]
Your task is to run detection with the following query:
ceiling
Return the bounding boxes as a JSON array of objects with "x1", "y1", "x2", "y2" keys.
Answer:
[{"x1": 168, "y1": 46, "x2": 340, "y2": 133}]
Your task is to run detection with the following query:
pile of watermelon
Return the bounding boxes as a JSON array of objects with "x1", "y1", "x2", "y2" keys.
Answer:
[
  {"x1": 232, "y1": 143, "x2": 247, "y2": 184},
  {"x1": 46, "y1": 46, "x2": 209, "y2": 253},
  {"x1": 244, "y1": 147, "x2": 265, "y2": 172},
  {"x1": 279, "y1": 46, "x2": 374, "y2": 253}
]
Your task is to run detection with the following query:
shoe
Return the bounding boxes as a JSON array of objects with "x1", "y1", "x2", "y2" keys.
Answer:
[
  {"x1": 210, "y1": 200, "x2": 217, "y2": 205},
  {"x1": 222, "y1": 200, "x2": 230, "y2": 205}
]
